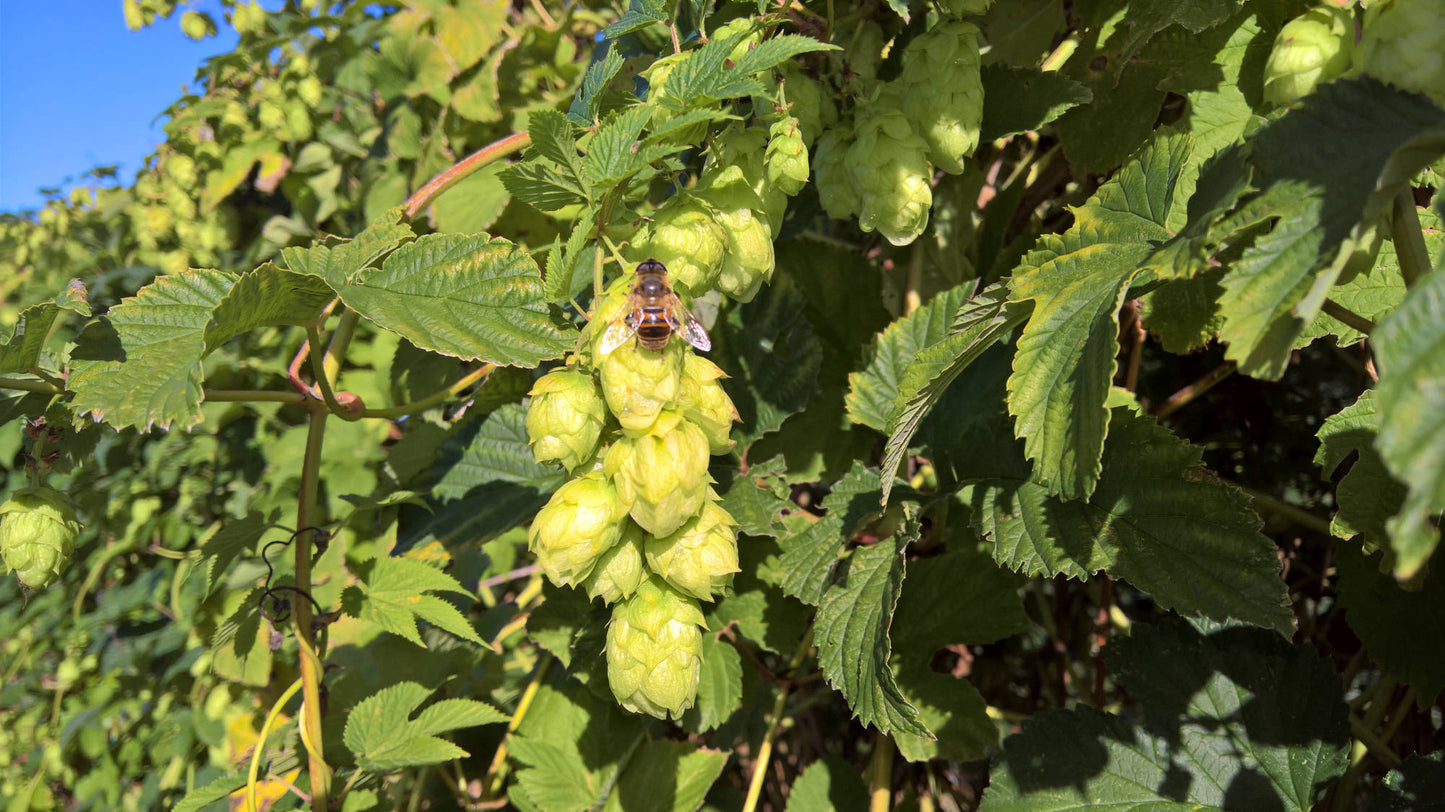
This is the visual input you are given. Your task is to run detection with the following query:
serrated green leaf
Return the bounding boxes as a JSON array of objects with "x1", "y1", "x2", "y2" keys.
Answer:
[
  {"x1": 978, "y1": 65, "x2": 1091, "y2": 142},
  {"x1": 281, "y1": 210, "x2": 415, "y2": 288},
  {"x1": 528, "y1": 108, "x2": 587, "y2": 184},
  {"x1": 1314, "y1": 391, "x2": 1406, "y2": 551},
  {"x1": 880, "y1": 282, "x2": 1030, "y2": 505},
  {"x1": 0, "y1": 279, "x2": 88, "y2": 374},
  {"x1": 779, "y1": 463, "x2": 887, "y2": 605},
  {"x1": 785, "y1": 756, "x2": 869, "y2": 812},
  {"x1": 498, "y1": 161, "x2": 590, "y2": 212},
  {"x1": 203, "y1": 262, "x2": 335, "y2": 352},
  {"x1": 202, "y1": 137, "x2": 283, "y2": 211},
  {"x1": 601, "y1": 740, "x2": 731, "y2": 812},
  {"x1": 985, "y1": 620, "x2": 1348, "y2": 811},
  {"x1": 709, "y1": 533, "x2": 810, "y2": 655},
  {"x1": 526, "y1": 584, "x2": 609, "y2": 684},
  {"x1": 344, "y1": 681, "x2": 507, "y2": 773},
  {"x1": 69, "y1": 269, "x2": 236, "y2": 431},
  {"x1": 1141, "y1": 266, "x2": 1226, "y2": 353},
  {"x1": 171, "y1": 772, "x2": 247, "y2": 812},
  {"x1": 338, "y1": 233, "x2": 574, "y2": 366},
  {"x1": 543, "y1": 210, "x2": 596, "y2": 303},
  {"x1": 432, "y1": 403, "x2": 565, "y2": 497},
  {"x1": 1372, "y1": 263, "x2": 1445, "y2": 578},
  {"x1": 1008, "y1": 134, "x2": 1192, "y2": 500},
  {"x1": 846, "y1": 283, "x2": 974, "y2": 433},
  {"x1": 510, "y1": 679, "x2": 649, "y2": 811},
  {"x1": 197, "y1": 511, "x2": 267, "y2": 598},
  {"x1": 892, "y1": 667, "x2": 995, "y2": 764},
  {"x1": 602, "y1": 0, "x2": 669, "y2": 39},
  {"x1": 350, "y1": 557, "x2": 483, "y2": 647},
  {"x1": 968, "y1": 407, "x2": 1294, "y2": 635},
  {"x1": 569, "y1": 46, "x2": 626, "y2": 126},
  {"x1": 814, "y1": 506, "x2": 929, "y2": 739},
  {"x1": 1336, "y1": 533, "x2": 1445, "y2": 705},
  {"x1": 719, "y1": 457, "x2": 792, "y2": 537},
  {"x1": 583, "y1": 105, "x2": 685, "y2": 187},
  {"x1": 1369, "y1": 752, "x2": 1445, "y2": 812},
  {"x1": 717, "y1": 276, "x2": 823, "y2": 447},
  {"x1": 729, "y1": 35, "x2": 838, "y2": 77},
  {"x1": 681, "y1": 634, "x2": 742, "y2": 733}
]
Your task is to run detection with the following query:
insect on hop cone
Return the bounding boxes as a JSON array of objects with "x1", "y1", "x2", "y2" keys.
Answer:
[
  {"x1": 0, "y1": 487, "x2": 82, "y2": 590},
  {"x1": 525, "y1": 367, "x2": 607, "y2": 472},
  {"x1": 528, "y1": 471, "x2": 627, "y2": 588},
  {"x1": 607, "y1": 576, "x2": 708, "y2": 719},
  {"x1": 1263, "y1": 6, "x2": 1357, "y2": 104}
]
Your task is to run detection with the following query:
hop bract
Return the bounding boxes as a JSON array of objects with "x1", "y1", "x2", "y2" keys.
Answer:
[
  {"x1": 527, "y1": 471, "x2": 626, "y2": 587},
  {"x1": 645, "y1": 498, "x2": 740, "y2": 601},
  {"x1": 606, "y1": 576, "x2": 707, "y2": 719},
  {"x1": 1263, "y1": 6, "x2": 1356, "y2": 104},
  {"x1": 678, "y1": 355, "x2": 738, "y2": 454},
  {"x1": 605, "y1": 411, "x2": 711, "y2": 537},
  {"x1": 1361, "y1": 0, "x2": 1445, "y2": 105},
  {"x1": 846, "y1": 95, "x2": 934, "y2": 245},
  {"x1": 634, "y1": 195, "x2": 727, "y2": 297},
  {"x1": 584, "y1": 523, "x2": 646, "y2": 605},
  {"x1": 897, "y1": 20, "x2": 983, "y2": 174},
  {"x1": 598, "y1": 337, "x2": 685, "y2": 433},
  {"x1": 526, "y1": 368, "x2": 607, "y2": 472},
  {"x1": 0, "y1": 487, "x2": 81, "y2": 590}
]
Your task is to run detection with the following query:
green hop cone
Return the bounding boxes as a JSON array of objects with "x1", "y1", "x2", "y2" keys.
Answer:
[
  {"x1": 696, "y1": 167, "x2": 776, "y2": 303},
  {"x1": 814, "y1": 126, "x2": 861, "y2": 220},
  {"x1": 633, "y1": 195, "x2": 727, "y2": 297},
  {"x1": 606, "y1": 576, "x2": 707, "y2": 719},
  {"x1": 1361, "y1": 0, "x2": 1445, "y2": 105},
  {"x1": 645, "y1": 498, "x2": 740, "y2": 601},
  {"x1": 766, "y1": 116, "x2": 810, "y2": 196},
  {"x1": 1263, "y1": 6, "x2": 1357, "y2": 104},
  {"x1": 605, "y1": 411, "x2": 710, "y2": 537},
  {"x1": 705, "y1": 125, "x2": 787, "y2": 230},
  {"x1": 0, "y1": 487, "x2": 81, "y2": 590},
  {"x1": 777, "y1": 64, "x2": 837, "y2": 147},
  {"x1": 643, "y1": 52, "x2": 718, "y2": 144},
  {"x1": 678, "y1": 354, "x2": 738, "y2": 454},
  {"x1": 847, "y1": 93, "x2": 934, "y2": 245},
  {"x1": 527, "y1": 471, "x2": 626, "y2": 587},
  {"x1": 897, "y1": 20, "x2": 983, "y2": 174},
  {"x1": 713, "y1": 17, "x2": 763, "y2": 63},
  {"x1": 584, "y1": 522, "x2": 646, "y2": 604},
  {"x1": 598, "y1": 336, "x2": 685, "y2": 433},
  {"x1": 526, "y1": 367, "x2": 607, "y2": 472}
]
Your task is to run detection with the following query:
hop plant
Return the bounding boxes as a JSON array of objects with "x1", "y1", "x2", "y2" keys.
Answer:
[
  {"x1": 695, "y1": 168, "x2": 777, "y2": 303},
  {"x1": 678, "y1": 354, "x2": 738, "y2": 454},
  {"x1": 632, "y1": 195, "x2": 728, "y2": 297},
  {"x1": 584, "y1": 523, "x2": 646, "y2": 604},
  {"x1": 645, "y1": 498, "x2": 740, "y2": 600},
  {"x1": 897, "y1": 20, "x2": 984, "y2": 174},
  {"x1": 1263, "y1": 6, "x2": 1357, "y2": 104},
  {"x1": 0, "y1": 487, "x2": 81, "y2": 590},
  {"x1": 766, "y1": 116, "x2": 810, "y2": 196},
  {"x1": 704, "y1": 125, "x2": 787, "y2": 230},
  {"x1": 597, "y1": 336, "x2": 685, "y2": 433},
  {"x1": 1361, "y1": 0, "x2": 1445, "y2": 105},
  {"x1": 605, "y1": 411, "x2": 711, "y2": 537},
  {"x1": 847, "y1": 93, "x2": 935, "y2": 245},
  {"x1": 527, "y1": 471, "x2": 627, "y2": 587},
  {"x1": 606, "y1": 576, "x2": 707, "y2": 719},
  {"x1": 526, "y1": 367, "x2": 607, "y2": 472}
]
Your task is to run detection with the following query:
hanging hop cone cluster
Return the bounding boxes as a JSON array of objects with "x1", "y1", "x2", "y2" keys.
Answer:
[
  {"x1": 0, "y1": 487, "x2": 82, "y2": 590},
  {"x1": 1262, "y1": 6, "x2": 1356, "y2": 104},
  {"x1": 525, "y1": 278, "x2": 742, "y2": 719},
  {"x1": 813, "y1": 16, "x2": 984, "y2": 245}
]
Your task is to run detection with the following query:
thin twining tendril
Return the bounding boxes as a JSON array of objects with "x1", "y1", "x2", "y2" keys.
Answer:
[{"x1": 257, "y1": 527, "x2": 329, "y2": 626}]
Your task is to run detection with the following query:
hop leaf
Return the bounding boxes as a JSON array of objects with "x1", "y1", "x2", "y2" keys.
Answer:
[
  {"x1": 678, "y1": 354, "x2": 739, "y2": 454},
  {"x1": 598, "y1": 337, "x2": 685, "y2": 433},
  {"x1": 766, "y1": 116, "x2": 810, "y2": 196},
  {"x1": 607, "y1": 576, "x2": 708, "y2": 719},
  {"x1": 646, "y1": 498, "x2": 740, "y2": 601},
  {"x1": 633, "y1": 195, "x2": 728, "y2": 297},
  {"x1": 897, "y1": 20, "x2": 983, "y2": 173},
  {"x1": 846, "y1": 93, "x2": 934, "y2": 245},
  {"x1": 584, "y1": 522, "x2": 647, "y2": 605},
  {"x1": 605, "y1": 412, "x2": 711, "y2": 537},
  {"x1": 1263, "y1": 6, "x2": 1357, "y2": 104},
  {"x1": 0, "y1": 487, "x2": 81, "y2": 590},
  {"x1": 1361, "y1": 0, "x2": 1445, "y2": 105},
  {"x1": 526, "y1": 368, "x2": 607, "y2": 472},
  {"x1": 528, "y1": 471, "x2": 627, "y2": 587}
]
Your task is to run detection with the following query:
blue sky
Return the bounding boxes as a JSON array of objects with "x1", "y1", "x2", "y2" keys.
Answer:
[{"x1": 0, "y1": 2, "x2": 240, "y2": 213}]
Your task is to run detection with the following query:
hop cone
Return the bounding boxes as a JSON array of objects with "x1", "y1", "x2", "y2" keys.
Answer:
[
  {"x1": 643, "y1": 53, "x2": 711, "y2": 144},
  {"x1": 846, "y1": 93, "x2": 934, "y2": 245},
  {"x1": 1263, "y1": 6, "x2": 1357, "y2": 104},
  {"x1": 696, "y1": 167, "x2": 776, "y2": 303},
  {"x1": 607, "y1": 576, "x2": 707, "y2": 719},
  {"x1": 0, "y1": 487, "x2": 81, "y2": 590},
  {"x1": 678, "y1": 354, "x2": 738, "y2": 454},
  {"x1": 605, "y1": 411, "x2": 710, "y2": 537},
  {"x1": 766, "y1": 116, "x2": 810, "y2": 196},
  {"x1": 814, "y1": 126, "x2": 861, "y2": 220},
  {"x1": 633, "y1": 195, "x2": 727, "y2": 297},
  {"x1": 705, "y1": 125, "x2": 787, "y2": 230},
  {"x1": 598, "y1": 336, "x2": 685, "y2": 433},
  {"x1": 584, "y1": 522, "x2": 646, "y2": 604},
  {"x1": 645, "y1": 498, "x2": 740, "y2": 600},
  {"x1": 1361, "y1": 0, "x2": 1445, "y2": 105},
  {"x1": 526, "y1": 368, "x2": 606, "y2": 472},
  {"x1": 528, "y1": 471, "x2": 626, "y2": 587},
  {"x1": 898, "y1": 20, "x2": 983, "y2": 174}
]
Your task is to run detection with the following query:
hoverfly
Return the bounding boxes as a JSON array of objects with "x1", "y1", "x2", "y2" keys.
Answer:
[{"x1": 596, "y1": 259, "x2": 712, "y2": 354}]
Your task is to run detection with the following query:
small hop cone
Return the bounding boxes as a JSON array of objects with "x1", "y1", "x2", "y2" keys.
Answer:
[
  {"x1": 643, "y1": 53, "x2": 713, "y2": 144},
  {"x1": 814, "y1": 126, "x2": 861, "y2": 220},
  {"x1": 605, "y1": 412, "x2": 710, "y2": 537},
  {"x1": 1264, "y1": 6, "x2": 1357, "y2": 104},
  {"x1": 526, "y1": 368, "x2": 607, "y2": 472},
  {"x1": 598, "y1": 338, "x2": 685, "y2": 434},
  {"x1": 585, "y1": 522, "x2": 646, "y2": 604},
  {"x1": 528, "y1": 471, "x2": 627, "y2": 587},
  {"x1": 607, "y1": 576, "x2": 707, "y2": 719},
  {"x1": 634, "y1": 195, "x2": 728, "y2": 297},
  {"x1": 713, "y1": 17, "x2": 763, "y2": 63},
  {"x1": 898, "y1": 20, "x2": 983, "y2": 174},
  {"x1": 678, "y1": 355, "x2": 738, "y2": 454},
  {"x1": 847, "y1": 93, "x2": 934, "y2": 245},
  {"x1": 766, "y1": 116, "x2": 810, "y2": 196},
  {"x1": 646, "y1": 498, "x2": 740, "y2": 601},
  {"x1": 0, "y1": 487, "x2": 81, "y2": 590},
  {"x1": 696, "y1": 168, "x2": 776, "y2": 303},
  {"x1": 704, "y1": 125, "x2": 788, "y2": 231},
  {"x1": 1361, "y1": 0, "x2": 1445, "y2": 105}
]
